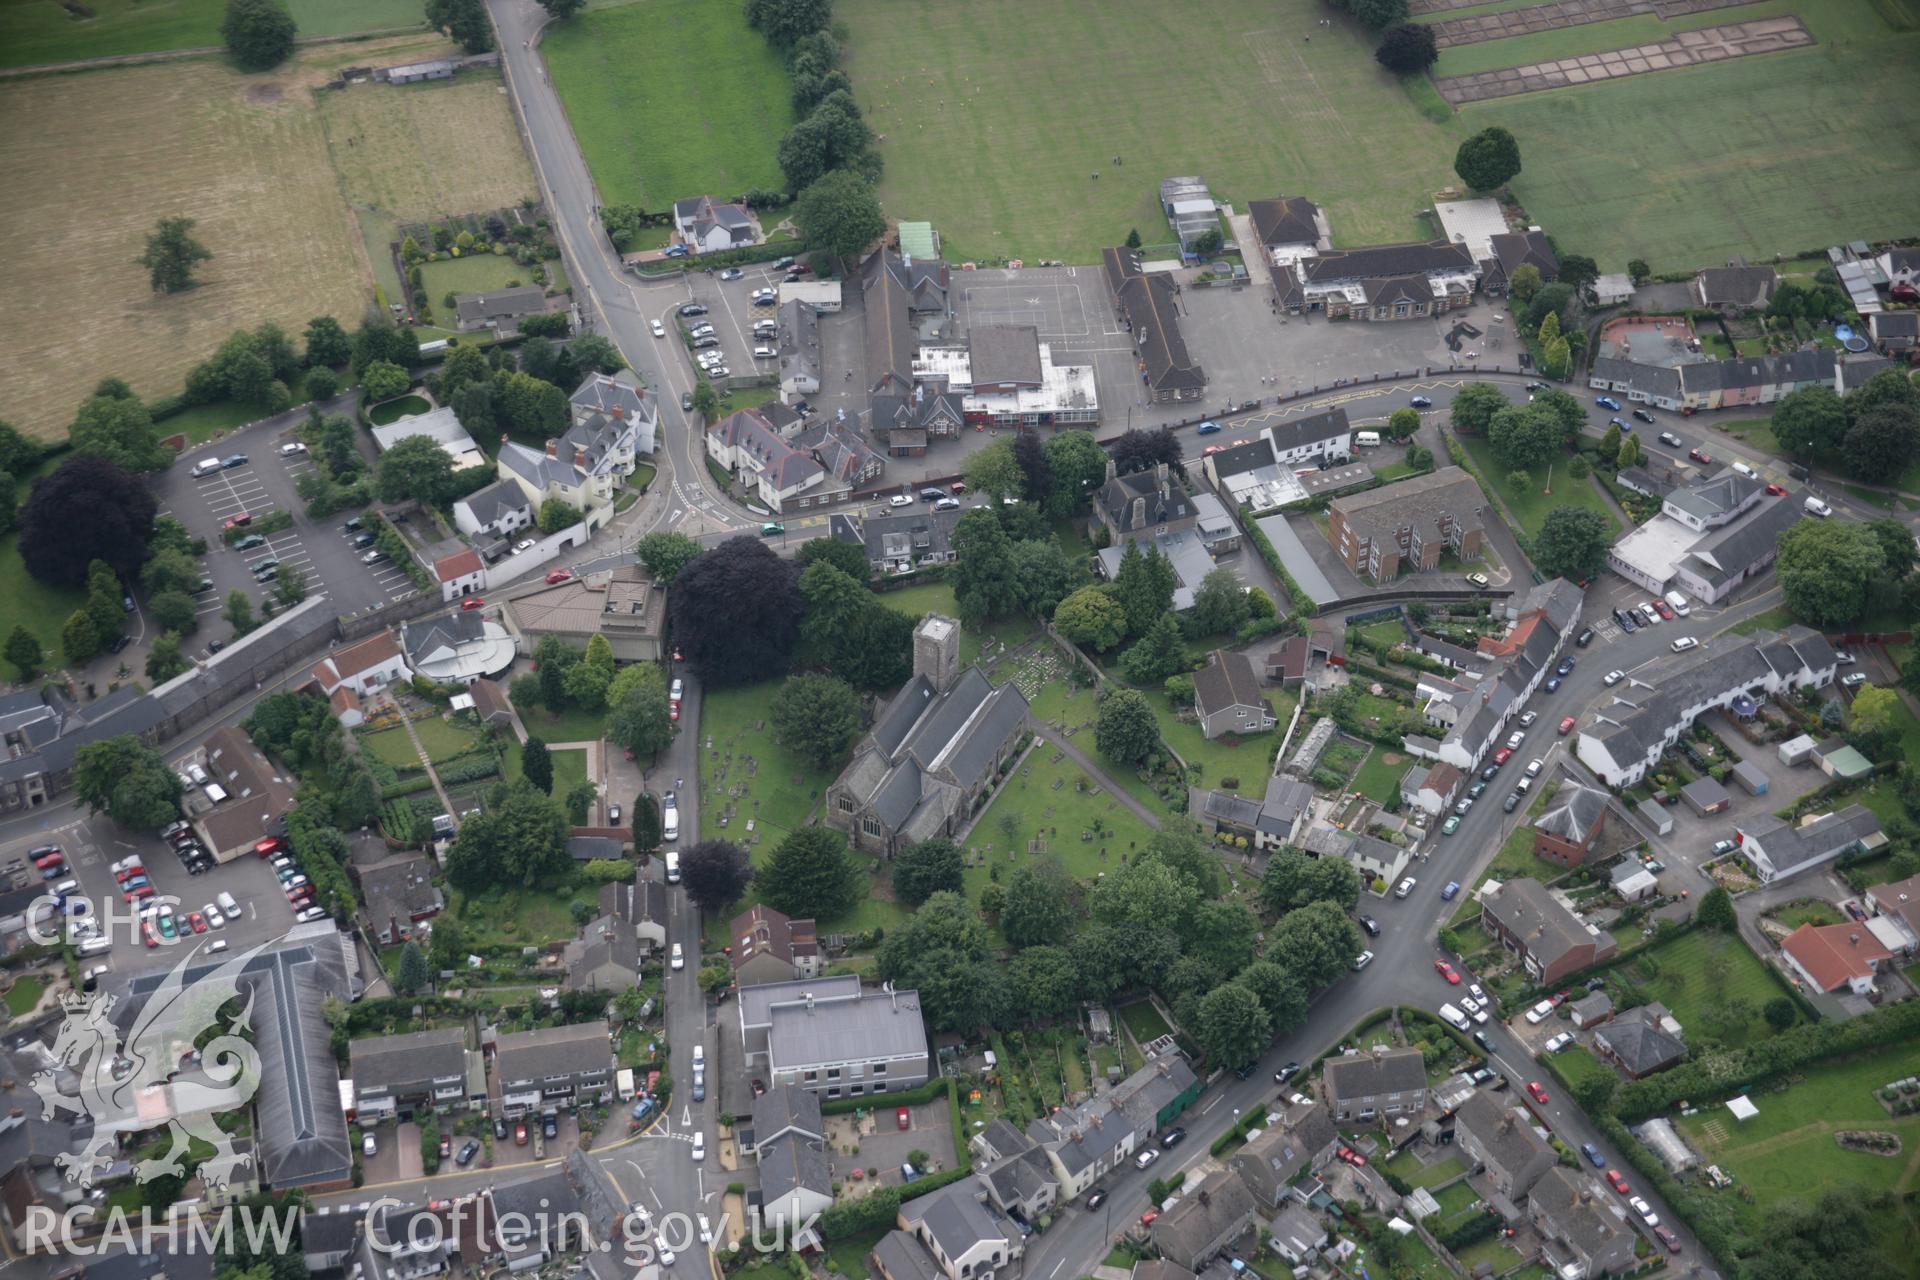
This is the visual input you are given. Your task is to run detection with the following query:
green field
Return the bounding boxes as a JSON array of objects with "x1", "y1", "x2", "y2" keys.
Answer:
[
  {"x1": 0, "y1": 0, "x2": 424, "y2": 69},
  {"x1": 837, "y1": 0, "x2": 1461, "y2": 261},
  {"x1": 964, "y1": 742, "x2": 1158, "y2": 905},
  {"x1": 1456, "y1": 433, "x2": 1621, "y2": 544},
  {"x1": 1676, "y1": 1037, "x2": 1920, "y2": 1264},
  {"x1": 543, "y1": 0, "x2": 793, "y2": 210},
  {"x1": 1611, "y1": 928, "x2": 1797, "y2": 1048},
  {"x1": 516, "y1": 703, "x2": 609, "y2": 745},
  {"x1": 1150, "y1": 685, "x2": 1288, "y2": 796},
  {"x1": 160, "y1": 401, "x2": 263, "y2": 446},
  {"x1": 1459, "y1": 0, "x2": 1920, "y2": 273},
  {"x1": 418, "y1": 254, "x2": 553, "y2": 306},
  {"x1": 0, "y1": 533, "x2": 91, "y2": 681},
  {"x1": 1351, "y1": 745, "x2": 1412, "y2": 805}
]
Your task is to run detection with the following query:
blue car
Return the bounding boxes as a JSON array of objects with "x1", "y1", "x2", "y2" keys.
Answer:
[
  {"x1": 1545, "y1": 676, "x2": 1562, "y2": 693},
  {"x1": 1596, "y1": 395, "x2": 1622, "y2": 411},
  {"x1": 1556, "y1": 655, "x2": 1576, "y2": 676},
  {"x1": 1581, "y1": 1142, "x2": 1607, "y2": 1168},
  {"x1": 1441, "y1": 881, "x2": 1461, "y2": 901},
  {"x1": 1196, "y1": 421, "x2": 1221, "y2": 435}
]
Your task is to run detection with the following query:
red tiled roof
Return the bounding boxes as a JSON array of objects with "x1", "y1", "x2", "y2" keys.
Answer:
[
  {"x1": 1781, "y1": 922, "x2": 1889, "y2": 991},
  {"x1": 435, "y1": 548, "x2": 484, "y2": 581},
  {"x1": 311, "y1": 629, "x2": 404, "y2": 687}
]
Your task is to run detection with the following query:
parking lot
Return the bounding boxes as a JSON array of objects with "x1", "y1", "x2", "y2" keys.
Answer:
[
  {"x1": 10, "y1": 810, "x2": 316, "y2": 984},
  {"x1": 154, "y1": 421, "x2": 415, "y2": 655},
  {"x1": 677, "y1": 263, "x2": 793, "y2": 395}
]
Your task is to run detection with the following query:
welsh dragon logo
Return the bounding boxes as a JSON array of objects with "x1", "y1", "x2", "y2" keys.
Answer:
[{"x1": 32, "y1": 940, "x2": 267, "y2": 1189}]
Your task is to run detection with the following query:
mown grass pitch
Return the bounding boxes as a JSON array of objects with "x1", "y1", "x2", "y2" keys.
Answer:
[
  {"x1": 837, "y1": 0, "x2": 1463, "y2": 263},
  {"x1": 1457, "y1": 0, "x2": 1920, "y2": 272},
  {"x1": 543, "y1": 0, "x2": 794, "y2": 210}
]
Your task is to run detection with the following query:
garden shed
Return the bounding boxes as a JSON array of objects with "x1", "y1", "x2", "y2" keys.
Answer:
[
  {"x1": 1680, "y1": 776, "x2": 1732, "y2": 816},
  {"x1": 1635, "y1": 798, "x2": 1673, "y2": 835},
  {"x1": 1728, "y1": 760, "x2": 1769, "y2": 795},
  {"x1": 1778, "y1": 734, "x2": 1816, "y2": 766}
]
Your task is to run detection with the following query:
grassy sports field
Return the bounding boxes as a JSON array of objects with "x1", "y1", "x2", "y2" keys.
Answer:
[
  {"x1": 543, "y1": 0, "x2": 794, "y2": 210},
  {"x1": 838, "y1": 0, "x2": 1461, "y2": 262},
  {"x1": 1456, "y1": 0, "x2": 1920, "y2": 273},
  {"x1": 0, "y1": 0, "x2": 424, "y2": 70},
  {"x1": 0, "y1": 34, "x2": 461, "y2": 440},
  {"x1": 318, "y1": 71, "x2": 537, "y2": 222}
]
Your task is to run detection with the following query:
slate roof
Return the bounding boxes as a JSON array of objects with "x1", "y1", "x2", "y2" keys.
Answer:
[
  {"x1": 1300, "y1": 240, "x2": 1477, "y2": 284},
  {"x1": 1530, "y1": 1167, "x2": 1635, "y2": 1264},
  {"x1": 1739, "y1": 804, "x2": 1884, "y2": 879},
  {"x1": 350, "y1": 1025, "x2": 468, "y2": 1093},
  {"x1": 565, "y1": 929, "x2": 640, "y2": 990},
  {"x1": 1192, "y1": 649, "x2": 1268, "y2": 719},
  {"x1": 1586, "y1": 627, "x2": 1836, "y2": 770},
  {"x1": 730, "y1": 903, "x2": 819, "y2": 976},
  {"x1": 1695, "y1": 266, "x2": 1778, "y2": 306},
  {"x1": 1488, "y1": 230, "x2": 1558, "y2": 283},
  {"x1": 1103, "y1": 248, "x2": 1204, "y2": 393},
  {"x1": 457, "y1": 478, "x2": 532, "y2": 528},
  {"x1": 767, "y1": 989, "x2": 929, "y2": 1072},
  {"x1": 981, "y1": 1144, "x2": 1054, "y2": 1209},
  {"x1": 455, "y1": 284, "x2": 545, "y2": 327},
  {"x1": 1675, "y1": 495, "x2": 1802, "y2": 590},
  {"x1": 1094, "y1": 466, "x2": 1194, "y2": 535},
  {"x1": 1683, "y1": 348, "x2": 1836, "y2": 395},
  {"x1": 570, "y1": 372, "x2": 648, "y2": 421},
  {"x1": 1249, "y1": 195, "x2": 1324, "y2": 247},
  {"x1": 969, "y1": 325, "x2": 1043, "y2": 386},
  {"x1": 1534, "y1": 781, "x2": 1608, "y2": 844},
  {"x1": 1591, "y1": 356, "x2": 1683, "y2": 402},
  {"x1": 1455, "y1": 1092, "x2": 1556, "y2": 1196},
  {"x1": 873, "y1": 1230, "x2": 946, "y2": 1280},
  {"x1": 1228, "y1": 1110, "x2": 1337, "y2": 1202},
  {"x1": 1665, "y1": 467, "x2": 1761, "y2": 523},
  {"x1": 359, "y1": 856, "x2": 444, "y2": 930},
  {"x1": 1593, "y1": 1007, "x2": 1685, "y2": 1075},
  {"x1": 710, "y1": 405, "x2": 824, "y2": 492},
  {"x1": 1150, "y1": 1167, "x2": 1256, "y2": 1264},
  {"x1": 840, "y1": 508, "x2": 964, "y2": 567},
  {"x1": 900, "y1": 1180, "x2": 1013, "y2": 1261},
  {"x1": 1270, "y1": 405, "x2": 1352, "y2": 452},
  {"x1": 752, "y1": 1083, "x2": 824, "y2": 1145},
  {"x1": 494, "y1": 1020, "x2": 610, "y2": 1084},
  {"x1": 758, "y1": 1129, "x2": 832, "y2": 1204},
  {"x1": 1329, "y1": 466, "x2": 1482, "y2": 550},
  {"x1": 792, "y1": 419, "x2": 885, "y2": 485},
  {"x1": 864, "y1": 249, "x2": 920, "y2": 394},
  {"x1": 1322, "y1": 1047, "x2": 1425, "y2": 1105},
  {"x1": 1570, "y1": 990, "x2": 1613, "y2": 1022},
  {"x1": 1481, "y1": 878, "x2": 1593, "y2": 969},
  {"x1": 403, "y1": 609, "x2": 485, "y2": 666},
  {"x1": 1208, "y1": 434, "x2": 1280, "y2": 480}
]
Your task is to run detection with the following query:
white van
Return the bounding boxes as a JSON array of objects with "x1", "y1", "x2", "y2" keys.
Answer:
[
  {"x1": 692, "y1": 1044, "x2": 704, "y2": 1067},
  {"x1": 1730, "y1": 460, "x2": 1757, "y2": 479},
  {"x1": 216, "y1": 890, "x2": 242, "y2": 918},
  {"x1": 1663, "y1": 590, "x2": 1691, "y2": 617},
  {"x1": 691, "y1": 1132, "x2": 705, "y2": 1161},
  {"x1": 1354, "y1": 430, "x2": 1382, "y2": 448},
  {"x1": 77, "y1": 936, "x2": 112, "y2": 957},
  {"x1": 1439, "y1": 1004, "x2": 1470, "y2": 1031},
  {"x1": 662, "y1": 804, "x2": 680, "y2": 844},
  {"x1": 664, "y1": 851, "x2": 681, "y2": 883},
  {"x1": 1804, "y1": 496, "x2": 1833, "y2": 518}
]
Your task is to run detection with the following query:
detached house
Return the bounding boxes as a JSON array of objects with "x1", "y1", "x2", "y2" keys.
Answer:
[
  {"x1": 730, "y1": 903, "x2": 822, "y2": 986},
  {"x1": 1693, "y1": 265, "x2": 1778, "y2": 309},
  {"x1": 454, "y1": 284, "x2": 546, "y2": 334},
  {"x1": 1531, "y1": 781, "x2": 1609, "y2": 868},
  {"x1": 1780, "y1": 921, "x2": 1891, "y2": 995},
  {"x1": 1191, "y1": 649, "x2": 1274, "y2": 740},
  {"x1": 1735, "y1": 804, "x2": 1885, "y2": 884},
  {"x1": 358, "y1": 855, "x2": 444, "y2": 945},
  {"x1": 831, "y1": 508, "x2": 963, "y2": 576},
  {"x1": 309, "y1": 629, "x2": 412, "y2": 708},
  {"x1": 1480, "y1": 230, "x2": 1558, "y2": 297},
  {"x1": 673, "y1": 195, "x2": 757, "y2": 254},
  {"x1": 895, "y1": 1182, "x2": 1024, "y2": 1280},
  {"x1": 826, "y1": 616, "x2": 1028, "y2": 856},
  {"x1": 1591, "y1": 1004, "x2": 1685, "y2": 1078}
]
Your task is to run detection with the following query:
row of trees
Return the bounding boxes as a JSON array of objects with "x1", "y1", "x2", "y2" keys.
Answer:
[
  {"x1": 1769, "y1": 369, "x2": 1920, "y2": 482},
  {"x1": 1776, "y1": 513, "x2": 1918, "y2": 629}
]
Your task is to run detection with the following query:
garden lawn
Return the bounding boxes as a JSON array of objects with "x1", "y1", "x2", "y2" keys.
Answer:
[
  {"x1": 1730, "y1": 604, "x2": 1797, "y2": 635},
  {"x1": 1383, "y1": 1149, "x2": 1466, "y2": 1190},
  {"x1": 550, "y1": 748, "x2": 590, "y2": 798},
  {"x1": 1351, "y1": 745, "x2": 1411, "y2": 806},
  {"x1": 417, "y1": 255, "x2": 549, "y2": 305},
  {"x1": 369, "y1": 395, "x2": 432, "y2": 426},
  {"x1": 822, "y1": 1227, "x2": 887, "y2": 1280},
  {"x1": 963, "y1": 742, "x2": 1159, "y2": 910},
  {"x1": 375, "y1": 715, "x2": 488, "y2": 769},
  {"x1": 1117, "y1": 999, "x2": 1172, "y2": 1045},
  {"x1": 1005, "y1": 664, "x2": 1173, "y2": 817},
  {"x1": 161, "y1": 401, "x2": 264, "y2": 446},
  {"x1": 879, "y1": 583, "x2": 1034, "y2": 666},
  {"x1": 1771, "y1": 901, "x2": 1844, "y2": 929},
  {"x1": 4, "y1": 976, "x2": 46, "y2": 1018},
  {"x1": 1456, "y1": 433, "x2": 1620, "y2": 545},
  {"x1": 837, "y1": 0, "x2": 1463, "y2": 261},
  {"x1": 517, "y1": 704, "x2": 609, "y2": 745},
  {"x1": 450, "y1": 883, "x2": 591, "y2": 949},
  {"x1": 1548, "y1": 1045, "x2": 1612, "y2": 1095},
  {"x1": 1615, "y1": 928, "x2": 1795, "y2": 1048},
  {"x1": 1675, "y1": 1036, "x2": 1920, "y2": 1265},
  {"x1": 0, "y1": 535, "x2": 90, "y2": 681},
  {"x1": 1150, "y1": 688, "x2": 1288, "y2": 796},
  {"x1": 543, "y1": 0, "x2": 793, "y2": 210},
  {"x1": 1458, "y1": 0, "x2": 1920, "y2": 274}
]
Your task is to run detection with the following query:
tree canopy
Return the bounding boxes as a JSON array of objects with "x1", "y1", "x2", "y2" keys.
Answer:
[
  {"x1": 71, "y1": 388, "x2": 169, "y2": 473},
  {"x1": 892, "y1": 837, "x2": 964, "y2": 907},
  {"x1": 1777, "y1": 518, "x2": 1885, "y2": 627},
  {"x1": 669, "y1": 536, "x2": 803, "y2": 685},
  {"x1": 1454, "y1": 126, "x2": 1522, "y2": 190},
  {"x1": 20, "y1": 455, "x2": 156, "y2": 586},
  {"x1": 769, "y1": 672, "x2": 865, "y2": 769},
  {"x1": 1449, "y1": 382, "x2": 1510, "y2": 435},
  {"x1": 606, "y1": 662, "x2": 674, "y2": 759},
  {"x1": 138, "y1": 215, "x2": 216, "y2": 292},
  {"x1": 680, "y1": 839, "x2": 755, "y2": 914},
  {"x1": 73, "y1": 734, "x2": 183, "y2": 831},
  {"x1": 1533, "y1": 507, "x2": 1612, "y2": 582},
  {"x1": 1094, "y1": 689, "x2": 1159, "y2": 765},
  {"x1": 793, "y1": 168, "x2": 886, "y2": 258},
  {"x1": 635, "y1": 531, "x2": 704, "y2": 585},
  {"x1": 1052, "y1": 586, "x2": 1127, "y2": 651},
  {"x1": 758, "y1": 826, "x2": 861, "y2": 920},
  {"x1": 444, "y1": 781, "x2": 573, "y2": 890},
  {"x1": 1374, "y1": 22, "x2": 1437, "y2": 73}
]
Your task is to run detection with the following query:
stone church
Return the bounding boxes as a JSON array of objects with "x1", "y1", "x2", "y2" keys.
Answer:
[{"x1": 825, "y1": 615, "x2": 1029, "y2": 856}]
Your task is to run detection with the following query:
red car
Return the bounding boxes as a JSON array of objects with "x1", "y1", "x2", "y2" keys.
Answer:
[
  {"x1": 1654, "y1": 1226, "x2": 1681, "y2": 1254},
  {"x1": 669, "y1": 703, "x2": 680, "y2": 722},
  {"x1": 461, "y1": 597, "x2": 485, "y2": 611},
  {"x1": 515, "y1": 1122, "x2": 529, "y2": 1146},
  {"x1": 1652, "y1": 599, "x2": 1674, "y2": 620},
  {"x1": 1558, "y1": 715, "x2": 1577, "y2": 735},
  {"x1": 1688, "y1": 447, "x2": 1712, "y2": 464},
  {"x1": 1434, "y1": 960, "x2": 1461, "y2": 985},
  {"x1": 1606, "y1": 1169, "x2": 1630, "y2": 1195},
  {"x1": 223, "y1": 513, "x2": 251, "y2": 529},
  {"x1": 1493, "y1": 747, "x2": 1513, "y2": 765},
  {"x1": 1765, "y1": 483, "x2": 1787, "y2": 496},
  {"x1": 141, "y1": 921, "x2": 160, "y2": 948},
  {"x1": 1526, "y1": 1081, "x2": 1550, "y2": 1104},
  {"x1": 545, "y1": 569, "x2": 572, "y2": 584},
  {"x1": 187, "y1": 912, "x2": 208, "y2": 934},
  {"x1": 114, "y1": 862, "x2": 145, "y2": 882},
  {"x1": 1337, "y1": 1146, "x2": 1367, "y2": 1167},
  {"x1": 1140, "y1": 1210, "x2": 1160, "y2": 1227},
  {"x1": 254, "y1": 837, "x2": 285, "y2": 857},
  {"x1": 896, "y1": 1106, "x2": 911, "y2": 1131}
]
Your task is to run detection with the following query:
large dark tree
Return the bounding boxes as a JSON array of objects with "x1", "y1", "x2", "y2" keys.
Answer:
[
  {"x1": 891, "y1": 838, "x2": 964, "y2": 907},
  {"x1": 71, "y1": 387, "x2": 169, "y2": 473},
  {"x1": 1770, "y1": 385, "x2": 1848, "y2": 459},
  {"x1": 1374, "y1": 22, "x2": 1437, "y2": 73},
  {"x1": 303, "y1": 316, "x2": 352, "y2": 368},
  {"x1": 669, "y1": 536, "x2": 803, "y2": 686},
  {"x1": 20, "y1": 456, "x2": 156, "y2": 587},
  {"x1": 769, "y1": 672, "x2": 864, "y2": 769},
  {"x1": 758, "y1": 826, "x2": 861, "y2": 921},
  {"x1": 138, "y1": 215, "x2": 215, "y2": 292},
  {"x1": 679, "y1": 840, "x2": 754, "y2": 914},
  {"x1": 1454, "y1": 126, "x2": 1522, "y2": 191},
  {"x1": 1261, "y1": 848, "x2": 1360, "y2": 915},
  {"x1": 949, "y1": 508, "x2": 1021, "y2": 623},
  {"x1": 1109, "y1": 426, "x2": 1183, "y2": 478},
  {"x1": 632, "y1": 792, "x2": 662, "y2": 855},
  {"x1": 998, "y1": 858, "x2": 1081, "y2": 948},
  {"x1": 425, "y1": 0, "x2": 493, "y2": 52},
  {"x1": 792, "y1": 169, "x2": 885, "y2": 259},
  {"x1": 1533, "y1": 507, "x2": 1613, "y2": 582},
  {"x1": 521, "y1": 736, "x2": 553, "y2": 794},
  {"x1": 1842, "y1": 403, "x2": 1920, "y2": 480},
  {"x1": 1011, "y1": 432, "x2": 1051, "y2": 504},
  {"x1": 746, "y1": 0, "x2": 833, "y2": 46},
  {"x1": 1042, "y1": 431, "x2": 1108, "y2": 516}
]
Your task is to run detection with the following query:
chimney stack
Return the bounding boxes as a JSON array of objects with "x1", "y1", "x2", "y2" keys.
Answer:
[
  {"x1": 545, "y1": 439, "x2": 558, "y2": 459},
  {"x1": 575, "y1": 444, "x2": 588, "y2": 472}
]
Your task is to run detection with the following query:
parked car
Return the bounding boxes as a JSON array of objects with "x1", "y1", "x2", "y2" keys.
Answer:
[
  {"x1": 1433, "y1": 960, "x2": 1460, "y2": 984},
  {"x1": 1526, "y1": 1081, "x2": 1550, "y2": 1104},
  {"x1": 1525, "y1": 1001, "x2": 1555, "y2": 1024},
  {"x1": 1595, "y1": 396, "x2": 1621, "y2": 411},
  {"x1": 1133, "y1": 1149, "x2": 1160, "y2": 1170},
  {"x1": 1653, "y1": 1226, "x2": 1681, "y2": 1254},
  {"x1": 222, "y1": 454, "x2": 249, "y2": 469},
  {"x1": 456, "y1": 1138, "x2": 480, "y2": 1166},
  {"x1": 1606, "y1": 1169, "x2": 1630, "y2": 1194},
  {"x1": 1689, "y1": 447, "x2": 1713, "y2": 464},
  {"x1": 1628, "y1": 1196, "x2": 1658, "y2": 1227},
  {"x1": 1581, "y1": 1142, "x2": 1606, "y2": 1167},
  {"x1": 1604, "y1": 669, "x2": 1625, "y2": 686},
  {"x1": 1441, "y1": 815, "x2": 1461, "y2": 835},
  {"x1": 1545, "y1": 1032, "x2": 1576, "y2": 1054},
  {"x1": 1558, "y1": 715, "x2": 1577, "y2": 735},
  {"x1": 1632, "y1": 409, "x2": 1655, "y2": 424},
  {"x1": 1502, "y1": 792, "x2": 1521, "y2": 813},
  {"x1": 1671, "y1": 636, "x2": 1699, "y2": 652},
  {"x1": 1159, "y1": 1127, "x2": 1187, "y2": 1150},
  {"x1": 1659, "y1": 431, "x2": 1683, "y2": 447},
  {"x1": 1465, "y1": 572, "x2": 1489, "y2": 588}
]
